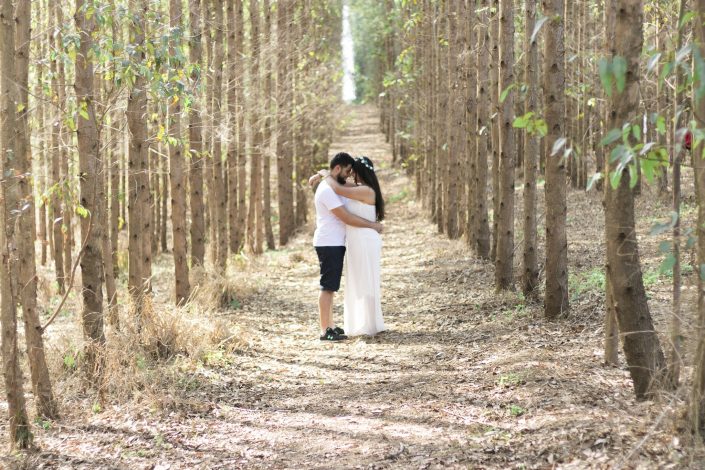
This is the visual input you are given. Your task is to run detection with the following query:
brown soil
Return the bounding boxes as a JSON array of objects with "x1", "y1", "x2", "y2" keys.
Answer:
[{"x1": 4, "y1": 104, "x2": 705, "y2": 469}]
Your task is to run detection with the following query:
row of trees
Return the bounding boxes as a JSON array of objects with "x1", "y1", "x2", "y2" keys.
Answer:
[
  {"x1": 0, "y1": 0, "x2": 343, "y2": 448},
  {"x1": 350, "y1": 0, "x2": 705, "y2": 435}
]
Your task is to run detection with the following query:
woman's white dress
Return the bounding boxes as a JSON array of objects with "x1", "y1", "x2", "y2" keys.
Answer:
[{"x1": 344, "y1": 199, "x2": 385, "y2": 336}]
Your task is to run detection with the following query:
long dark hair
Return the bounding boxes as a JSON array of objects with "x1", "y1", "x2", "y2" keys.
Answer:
[{"x1": 353, "y1": 157, "x2": 385, "y2": 221}]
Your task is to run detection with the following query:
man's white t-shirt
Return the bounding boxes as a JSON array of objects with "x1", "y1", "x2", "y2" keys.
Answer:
[{"x1": 313, "y1": 180, "x2": 347, "y2": 247}]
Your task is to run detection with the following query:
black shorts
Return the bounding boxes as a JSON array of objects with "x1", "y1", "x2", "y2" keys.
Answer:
[{"x1": 315, "y1": 246, "x2": 346, "y2": 292}]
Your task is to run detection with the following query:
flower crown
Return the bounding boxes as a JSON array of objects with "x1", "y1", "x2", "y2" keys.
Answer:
[{"x1": 356, "y1": 157, "x2": 374, "y2": 173}]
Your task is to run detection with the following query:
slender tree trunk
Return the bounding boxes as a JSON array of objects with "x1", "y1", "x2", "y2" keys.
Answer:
[
  {"x1": 75, "y1": 0, "x2": 106, "y2": 379},
  {"x1": 605, "y1": 0, "x2": 665, "y2": 399},
  {"x1": 543, "y1": 0, "x2": 569, "y2": 318},
  {"x1": 1, "y1": 0, "x2": 33, "y2": 448},
  {"x1": 235, "y1": 0, "x2": 248, "y2": 252},
  {"x1": 227, "y1": 0, "x2": 239, "y2": 253},
  {"x1": 50, "y1": 2, "x2": 65, "y2": 293},
  {"x1": 262, "y1": 0, "x2": 275, "y2": 250},
  {"x1": 690, "y1": 0, "x2": 705, "y2": 434},
  {"x1": 475, "y1": 0, "x2": 491, "y2": 259},
  {"x1": 14, "y1": 0, "x2": 59, "y2": 418},
  {"x1": 212, "y1": 0, "x2": 228, "y2": 268},
  {"x1": 160, "y1": 160, "x2": 168, "y2": 253},
  {"x1": 490, "y1": 0, "x2": 500, "y2": 260},
  {"x1": 127, "y1": 0, "x2": 151, "y2": 318},
  {"x1": 170, "y1": 0, "x2": 191, "y2": 305},
  {"x1": 247, "y1": 0, "x2": 264, "y2": 254},
  {"x1": 523, "y1": 0, "x2": 539, "y2": 297},
  {"x1": 465, "y1": 0, "x2": 477, "y2": 248},
  {"x1": 435, "y1": 2, "x2": 446, "y2": 234},
  {"x1": 189, "y1": 0, "x2": 206, "y2": 266},
  {"x1": 57, "y1": 6, "x2": 74, "y2": 286},
  {"x1": 445, "y1": 0, "x2": 460, "y2": 239},
  {"x1": 276, "y1": 0, "x2": 294, "y2": 245},
  {"x1": 494, "y1": 0, "x2": 515, "y2": 290},
  {"x1": 667, "y1": 0, "x2": 687, "y2": 389}
]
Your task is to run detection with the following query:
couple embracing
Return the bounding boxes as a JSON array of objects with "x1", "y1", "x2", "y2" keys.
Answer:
[{"x1": 308, "y1": 152, "x2": 386, "y2": 341}]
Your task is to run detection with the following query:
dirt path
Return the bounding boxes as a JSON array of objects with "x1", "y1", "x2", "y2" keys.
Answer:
[{"x1": 12, "y1": 105, "x2": 700, "y2": 469}]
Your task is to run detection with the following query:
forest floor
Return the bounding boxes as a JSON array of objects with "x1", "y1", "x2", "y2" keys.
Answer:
[{"x1": 5, "y1": 104, "x2": 705, "y2": 469}]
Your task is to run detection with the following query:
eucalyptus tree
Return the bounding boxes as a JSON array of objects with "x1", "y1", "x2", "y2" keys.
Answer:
[{"x1": 603, "y1": 0, "x2": 666, "y2": 398}]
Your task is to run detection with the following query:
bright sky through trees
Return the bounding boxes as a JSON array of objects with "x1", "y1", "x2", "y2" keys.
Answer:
[{"x1": 342, "y1": 2, "x2": 356, "y2": 102}]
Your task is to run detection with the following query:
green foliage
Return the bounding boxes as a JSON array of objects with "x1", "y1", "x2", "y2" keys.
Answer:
[
  {"x1": 569, "y1": 268, "x2": 605, "y2": 301},
  {"x1": 513, "y1": 112, "x2": 547, "y2": 137},
  {"x1": 388, "y1": 188, "x2": 409, "y2": 204},
  {"x1": 498, "y1": 373, "x2": 523, "y2": 387}
]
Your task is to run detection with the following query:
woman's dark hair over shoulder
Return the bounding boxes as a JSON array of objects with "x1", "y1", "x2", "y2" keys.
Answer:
[{"x1": 353, "y1": 157, "x2": 385, "y2": 221}]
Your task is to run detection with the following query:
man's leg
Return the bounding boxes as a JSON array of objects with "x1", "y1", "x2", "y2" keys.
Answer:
[{"x1": 319, "y1": 290, "x2": 334, "y2": 333}]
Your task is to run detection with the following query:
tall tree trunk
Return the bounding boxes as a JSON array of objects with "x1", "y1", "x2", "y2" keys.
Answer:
[
  {"x1": 57, "y1": 6, "x2": 74, "y2": 287},
  {"x1": 16, "y1": 0, "x2": 59, "y2": 418},
  {"x1": 235, "y1": 0, "x2": 248, "y2": 252},
  {"x1": 189, "y1": 0, "x2": 206, "y2": 266},
  {"x1": 50, "y1": 1, "x2": 65, "y2": 293},
  {"x1": 465, "y1": 0, "x2": 476, "y2": 247},
  {"x1": 522, "y1": 0, "x2": 539, "y2": 297},
  {"x1": 262, "y1": 0, "x2": 275, "y2": 250},
  {"x1": 475, "y1": 0, "x2": 491, "y2": 259},
  {"x1": 127, "y1": 0, "x2": 151, "y2": 319},
  {"x1": 170, "y1": 0, "x2": 191, "y2": 305},
  {"x1": 667, "y1": 0, "x2": 687, "y2": 389},
  {"x1": 247, "y1": 0, "x2": 264, "y2": 254},
  {"x1": 435, "y1": 2, "x2": 446, "y2": 234},
  {"x1": 227, "y1": 0, "x2": 239, "y2": 253},
  {"x1": 276, "y1": 0, "x2": 294, "y2": 246},
  {"x1": 605, "y1": 0, "x2": 665, "y2": 399},
  {"x1": 75, "y1": 0, "x2": 106, "y2": 379},
  {"x1": 489, "y1": 0, "x2": 500, "y2": 260},
  {"x1": 212, "y1": 0, "x2": 228, "y2": 269},
  {"x1": 0, "y1": 0, "x2": 33, "y2": 448},
  {"x1": 494, "y1": 0, "x2": 515, "y2": 290},
  {"x1": 690, "y1": 0, "x2": 705, "y2": 434},
  {"x1": 445, "y1": 0, "x2": 460, "y2": 239},
  {"x1": 543, "y1": 0, "x2": 569, "y2": 318}
]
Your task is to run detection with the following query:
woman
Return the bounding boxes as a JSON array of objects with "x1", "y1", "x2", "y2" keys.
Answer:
[{"x1": 315, "y1": 157, "x2": 386, "y2": 336}]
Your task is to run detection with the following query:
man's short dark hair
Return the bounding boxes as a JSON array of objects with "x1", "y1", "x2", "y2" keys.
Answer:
[{"x1": 329, "y1": 152, "x2": 355, "y2": 169}]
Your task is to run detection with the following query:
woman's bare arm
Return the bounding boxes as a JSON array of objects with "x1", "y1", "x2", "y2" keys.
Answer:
[{"x1": 326, "y1": 176, "x2": 375, "y2": 204}]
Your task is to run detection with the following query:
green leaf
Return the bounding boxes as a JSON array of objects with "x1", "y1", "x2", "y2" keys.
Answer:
[
  {"x1": 656, "y1": 115, "x2": 666, "y2": 135},
  {"x1": 631, "y1": 124, "x2": 642, "y2": 142},
  {"x1": 660, "y1": 61, "x2": 673, "y2": 82},
  {"x1": 660, "y1": 254, "x2": 677, "y2": 275},
  {"x1": 628, "y1": 162, "x2": 638, "y2": 188},
  {"x1": 609, "y1": 169, "x2": 622, "y2": 190},
  {"x1": 681, "y1": 11, "x2": 696, "y2": 28},
  {"x1": 646, "y1": 52, "x2": 661, "y2": 73},
  {"x1": 550, "y1": 137, "x2": 567, "y2": 157},
  {"x1": 535, "y1": 120, "x2": 548, "y2": 137},
  {"x1": 649, "y1": 211, "x2": 678, "y2": 236},
  {"x1": 586, "y1": 172, "x2": 602, "y2": 191},
  {"x1": 512, "y1": 113, "x2": 531, "y2": 129},
  {"x1": 530, "y1": 16, "x2": 549, "y2": 44},
  {"x1": 598, "y1": 58, "x2": 613, "y2": 97},
  {"x1": 499, "y1": 83, "x2": 516, "y2": 103},
  {"x1": 612, "y1": 56, "x2": 627, "y2": 93},
  {"x1": 601, "y1": 128, "x2": 622, "y2": 146},
  {"x1": 658, "y1": 240, "x2": 672, "y2": 254}
]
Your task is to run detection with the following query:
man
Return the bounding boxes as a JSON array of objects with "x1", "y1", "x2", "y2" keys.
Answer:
[{"x1": 312, "y1": 152, "x2": 383, "y2": 341}]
